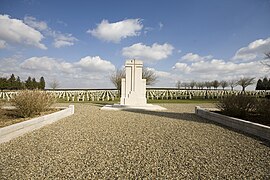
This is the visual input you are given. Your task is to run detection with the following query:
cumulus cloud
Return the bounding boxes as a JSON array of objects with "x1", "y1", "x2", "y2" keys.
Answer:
[
  {"x1": 76, "y1": 56, "x2": 115, "y2": 72},
  {"x1": 180, "y1": 53, "x2": 212, "y2": 62},
  {"x1": 24, "y1": 15, "x2": 77, "y2": 48},
  {"x1": 0, "y1": 14, "x2": 47, "y2": 49},
  {"x1": 173, "y1": 52, "x2": 266, "y2": 83},
  {"x1": 233, "y1": 37, "x2": 270, "y2": 61},
  {"x1": 0, "y1": 55, "x2": 116, "y2": 88},
  {"x1": 20, "y1": 56, "x2": 115, "y2": 74},
  {"x1": 87, "y1": 19, "x2": 143, "y2": 43},
  {"x1": 53, "y1": 33, "x2": 77, "y2": 48},
  {"x1": 173, "y1": 63, "x2": 191, "y2": 73},
  {"x1": 20, "y1": 56, "x2": 58, "y2": 71},
  {"x1": 122, "y1": 43, "x2": 174, "y2": 62}
]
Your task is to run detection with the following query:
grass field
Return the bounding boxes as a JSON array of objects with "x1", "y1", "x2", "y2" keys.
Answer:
[
  {"x1": 148, "y1": 99, "x2": 219, "y2": 104},
  {"x1": 56, "y1": 98, "x2": 219, "y2": 105}
]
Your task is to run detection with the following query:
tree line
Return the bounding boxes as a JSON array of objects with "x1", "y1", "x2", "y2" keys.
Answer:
[
  {"x1": 255, "y1": 77, "x2": 270, "y2": 90},
  {"x1": 175, "y1": 77, "x2": 256, "y2": 91},
  {"x1": 0, "y1": 74, "x2": 45, "y2": 90}
]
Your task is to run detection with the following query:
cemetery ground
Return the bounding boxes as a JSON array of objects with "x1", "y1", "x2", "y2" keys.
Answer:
[
  {"x1": 0, "y1": 99, "x2": 217, "y2": 128},
  {"x1": 1, "y1": 102, "x2": 270, "y2": 179}
]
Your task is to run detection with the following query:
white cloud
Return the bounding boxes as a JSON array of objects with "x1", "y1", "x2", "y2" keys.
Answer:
[
  {"x1": 53, "y1": 33, "x2": 77, "y2": 48},
  {"x1": 24, "y1": 16, "x2": 48, "y2": 31},
  {"x1": 23, "y1": 15, "x2": 77, "y2": 48},
  {"x1": 143, "y1": 67, "x2": 179, "y2": 87},
  {"x1": 0, "y1": 40, "x2": 6, "y2": 48},
  {"x1": 144, "y1": 27, "x2": 154, "y2": 34},
  {"x1": 0, "y1": 14, "x2": 47, "y2": 49},
  {"x1": 122, "y1": 43, "x2": 174, "y2": 62},
  {"x1": 0, "y1": 55, "x2": 116, "y2": 88},
  {"x1": 233, "y1": 37, "x2": 270, "y2": 61},
  {"x1": 20, "y1": 56, "x2": 58, "y2": 71},
  {"x1": 173, "y1": 63, "x2": 191, "y2": 73},
  {"x1": 169, "y1": 49, "x2": 267, "y2": 89},
  {"x1": 180, "y1": 53, "x2": 212, "y2": 62},
  {"x1": 173, "y1": 54, "x2": 266, "y2": 83},
  {"x1": 0, "y1": 55, "x2": 22, "y2": 73},
  {"x1": 87, "y1": 19, "x2": 143, "y2": 43},
  {"x1": 155, "y1": 70, "x2": 171, "y2": 78},
  {"x1": 76, "y1": 56, "x2": 115, "y2": 72},
  {"x1": 20, "y1": 56, "x2": 115, "y2": 74},
  {"x1": 189, "y1": 59, "x2": 257, "y2": 75},
  {"x1": 144, "y1": 67, "x2": 171, "y2": 78}
]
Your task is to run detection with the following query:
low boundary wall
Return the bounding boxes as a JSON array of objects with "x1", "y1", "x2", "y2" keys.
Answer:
[
  {"x1": 195, "y1": 106, "x2": 270, "y2": 141},
  {"x1": 0, "y1": 105, "x2": 74, "y2": 144}
]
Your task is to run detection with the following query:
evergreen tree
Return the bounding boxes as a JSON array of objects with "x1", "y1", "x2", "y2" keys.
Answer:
[
  {"x1": 8, "y1": 74, "x2": 16, "y2": 90},
  {"x1": 15, "y1": 76, "x2": 21, "y2": 90},
  {"x1": 32, "y1": 78, "x2": 38, "y2": 89},
  {"x1": 262, "y1": 77, "x2": 269, "y2": 90},
  {"x1": 0, "y1": 77, "x2": 8, "y2": 90},
  {"x1": 25, "y1": 76, "x2": 32, "y2": 89},
  {"x1": 256, "y1": 79, "x2": 263, "y2": 90},
  {"x1": 39, "y1": 77, "x2": 45, "y2": 89}
]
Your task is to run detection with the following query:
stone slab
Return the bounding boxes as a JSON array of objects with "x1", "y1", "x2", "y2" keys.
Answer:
[
  {"x1": 195, "y1": 106, "x2": 270, "y2": 141},
  {"x1": 101, "y1": 104, "x2": 167, "y2": 111},
  {"x1": 0, "y1": 105, "x2": 75, "y2": 144}
]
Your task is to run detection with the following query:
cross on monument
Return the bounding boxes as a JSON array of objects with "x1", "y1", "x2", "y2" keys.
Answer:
[
  {"x1": 101, "y1": 59, "x2": 166, "y2": 111},
  {"x1": 120, "y1": 59, "x2": 147, "y2": 106}
]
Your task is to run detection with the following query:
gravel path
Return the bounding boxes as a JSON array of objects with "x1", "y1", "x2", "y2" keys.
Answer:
[{"x1": 1, "y1": 103, "x2": 269, "y2": 179}]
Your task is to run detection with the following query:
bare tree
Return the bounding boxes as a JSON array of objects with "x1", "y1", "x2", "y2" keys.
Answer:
[
  {"x1": 212, "y1": 80, "x2": 220, "y2": 89},
  {"x1": 182, "y1": 82, "x2": 188, "y2": 89},
  {"x1": 205, "y1": 81, "x2": 212, "y2": 89},
  {"x1": 142, "y1": 67, "x2": 158, "y2": 86},
  {"x1": 110, "y1": 69, "x2": 125, "y2": 92},
  {"x1": 197, "y1": 82, "x2": 205, "y2": 89},
  {"x1": 176, "y1": 80, "x2": 181, "y2": 89},
  {"x1": 110, "y1": 67, "x2": 158, "y2": 92},
  {"x1": 228, "y1": 79, "x2": 238, "y2": 91},
  {"x1": 261, "y1": 52, "x2": 270, "y2": 68},
  {"x1": 237, "y1": 77, "x2": 255, "y2": 91},
  {"x1": 220, "y1": 80, "x2": 228, "y2": 90},
  {"x1": 49, "y1": 79, "x2": 60, "y2": 90},
  {"x1": 190, "y1": 80, "x2": 196, "y2": 89}
]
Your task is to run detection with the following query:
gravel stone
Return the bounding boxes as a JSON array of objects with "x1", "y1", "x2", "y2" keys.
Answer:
[{"x1": 1, "y1": 103, "x2": 269, "y2": 179}]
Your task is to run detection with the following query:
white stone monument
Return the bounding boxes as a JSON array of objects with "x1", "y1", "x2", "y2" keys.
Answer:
[
  {"x1": 101, "y1": 59, "x2": 166, "y2": 111},
  {"x1": 120, "y1": 59, "x2": 147, "y2": 106}
]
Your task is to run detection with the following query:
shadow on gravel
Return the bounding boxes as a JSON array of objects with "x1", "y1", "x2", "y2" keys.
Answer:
[
  {"x1": 123, "y1": 109, "x2": 270, "y2": 147},
  {"x1": 123, "y1": 109, "x2": 209, "y2": 124},
  {"x1": 91, "y1": 102, "x2": 114, "y2": 107}
]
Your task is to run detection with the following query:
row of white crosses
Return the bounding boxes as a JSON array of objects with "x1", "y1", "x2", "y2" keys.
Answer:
[
  {"x1": 0, "y1": 90, "x2": 269, "y2": 101},
  {"x1": 146, "y1": 90, "x2": 268, "y2": 100},
  {"x1": 46, "y1": 90, "x2": 118, "y2": 101}
]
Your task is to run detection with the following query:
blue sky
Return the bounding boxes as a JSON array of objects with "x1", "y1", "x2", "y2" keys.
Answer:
[{"x1": 0, "y1": 0, "x2": 269, "y2": 89}]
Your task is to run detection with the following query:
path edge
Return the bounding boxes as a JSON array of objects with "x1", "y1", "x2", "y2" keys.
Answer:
[
  {"x1": 195, "y1": 106, "x2": 270, "y2": 141},
  {"x1": 0, "y1": 105, "x2": 74, "y2": 144}
]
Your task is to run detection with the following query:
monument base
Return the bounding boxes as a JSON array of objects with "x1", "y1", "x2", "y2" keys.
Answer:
[{"x1": 101, "y1": 104, "x2": 167, "y2": 111}]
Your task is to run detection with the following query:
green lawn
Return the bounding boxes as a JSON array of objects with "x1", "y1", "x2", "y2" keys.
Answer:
[
  {"x1": 148, "y1": 99, "x2": 218, "y2": 104},
  {"x1": 57, "y1": 98, "x2": 218, "y2": 104}
]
